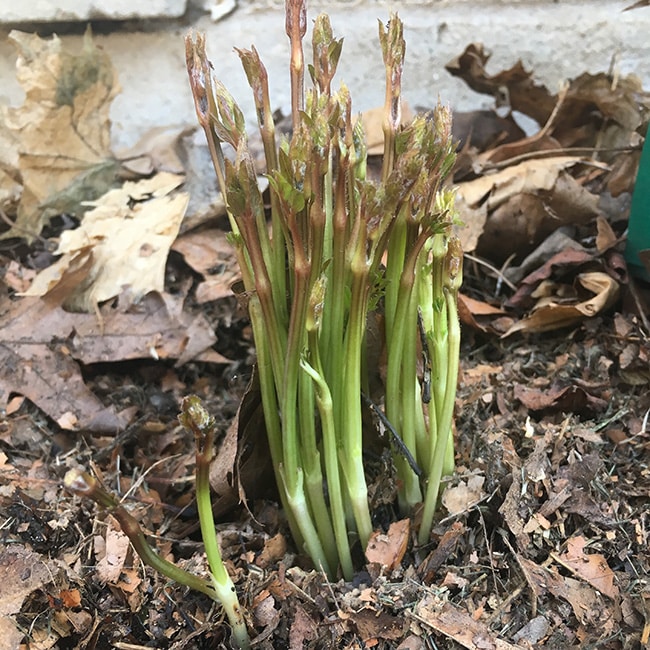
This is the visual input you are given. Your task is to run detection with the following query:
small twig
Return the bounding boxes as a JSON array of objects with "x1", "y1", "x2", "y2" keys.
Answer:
[
  {"x1": 417, "y1": 310, "x2": 432, "y2": 404},
  {"x1": 118, "y1": 455, "x2": 182, "y2": 504},
  {"x1": 464, "y1": 253, "x2": 518, "y2": 292},
  {"x1": 538, "y1": 80, "x2": 569, "y2": 139},
  {"x1": 361, "y1": 392, "x2": 423, "y2": 478},
  {"x1": 626, "y1": 274, "x2": 650, "y2": 332},
  {"x1": 480, "y1": 145, "x2": 636, "y2": 173}
]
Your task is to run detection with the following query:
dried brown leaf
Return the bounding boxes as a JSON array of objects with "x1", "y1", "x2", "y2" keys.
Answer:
[
  {"x1": 445, "y1": 43, "x2": 555, "y2": 127},
  {"x1": 365, "y1": 519, "x2": 410, "y2": 572},
  {"x1": 415, "y1": 593, "x2": 522, "y2": 650},
  {"x1": 22, "y1": 173, "x2": 188, "y2": 312},
  {"x1": 450, "y1": 110, "x2": 525, "y2": 152},
  {"x1": 595, "y1": 216, "x2": 618, "y2": 253},
  {"x1": 0, "y1": 545, "x2": 55, "y2": 616},
  {"x1": 0, "y1": 545, "x2": 57, "y2": 650},
  {"x1": 353, "y1": 609, "x2": 406, "y2": 644},
  {"x1": 418, "y1": 521, "x2": 465, "y2": 581},
  {"x1": 116, "y1": 125, "x2": 194, "y2": 176},
  {"x1": 172, "y1": 228, "x2": 241, "y2": 304},
  {"x1": 505, "y1": 272, "x2": 619, "y2": 335},
  {"x1": 456, "y1": 157, "x2": 586, "y2": 209},
  {"x1": 209, "y1": 372, "x2": 275, "y2": 517},
  {"x1": 507, "y1": 248, "x2": 595, "y2": 309},
  {"x1": 514, "y1": 383, "x2": 608, "y2": 415},
  {"x1": 94, "y1": 518, "x2": 130, "y2": 584},
  {"x1": 457, "y1": 293, "x2": 511, "y2": 335},
  {"x1": 552, "y1": 536, "x2": 619, "y2": 600},
  {"x1": 2, "y1": 29, "x2": 119, "y2": 241},
  {"x1": 442, "y1": 475, "x2": 486, "y2": 515},
  {"x1": 289, "y1": 606, "x2": 318, "y2": 650},
  {"x1": 0, "y1": 291, "x2": 216, "y2": 431}
]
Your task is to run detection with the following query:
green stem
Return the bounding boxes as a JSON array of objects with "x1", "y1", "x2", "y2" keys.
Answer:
[
  {"x1": 298, "y1": 366, "x2": 338, "y2": 573},
  {"x1": 385, "y1": 234, "x2": 430, "y2": 509},
  {"x1": 321, "y1": 150, "x2": 349, "y2": 385},
  {"x1": 189, "y1": 406, "x2": 250, "y2": 648},
  {"x1": 64, "y1": 469, "x2": 250, "y2": 649},
  {"x1": 419, "y1": 253, "x2": 461, "y2": 545},
  {"x1": 301, "y1": 353, "x2": 354, "y2": 580},
  {"x1": 396, "y1": 285, "x2": 423, "y2": 510},
  {"x1": 282, "y1": 466, "x2": 333, "y2": 577},
  {"x1": 280, "y1": 246, "x2": 333, "y2": 574},
  {"x1": 248, "y1": 297, "x2": 304, "y2": 551},
  {"x1": 340, "y1": 248, "x2": 373, "y2": 548}
]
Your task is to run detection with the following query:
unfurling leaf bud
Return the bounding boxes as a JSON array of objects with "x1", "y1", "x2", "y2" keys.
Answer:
[
  {"x1": 444, "y1": 236, "x2": 463, "y2": 293},
  {"x1": 307, "y1": 274, "x2": 328, "y2": 332},
  {"x1": 179, "y1": 395, "x2": 214, "y2": 434}
]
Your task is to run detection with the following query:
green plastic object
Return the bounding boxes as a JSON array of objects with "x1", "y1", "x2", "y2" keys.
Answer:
[{"x1": 626, "y1": 133, "x2": 650, "y2": 281}]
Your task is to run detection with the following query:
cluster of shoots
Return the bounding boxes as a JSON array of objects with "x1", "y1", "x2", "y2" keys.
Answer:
[
  {"x1": 65, "y1": 5, "x2": 461, "y2": 647},
  {"x1": 64, "y1": 396, "x2": 251, "y2": 649},
  {"x1": 186, "y1": 0, "x2": 461, "y2": 581}
]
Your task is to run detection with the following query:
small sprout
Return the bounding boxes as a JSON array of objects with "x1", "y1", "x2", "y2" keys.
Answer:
[
  {"x1": 179, "y1": 394, "x2": 214, "y2": 434},
  {"x1": 63, "y1": 468, "x2": 95, "y2": 494}
]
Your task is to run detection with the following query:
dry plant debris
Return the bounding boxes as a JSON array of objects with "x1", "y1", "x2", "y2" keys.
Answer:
[{"x1": 0, "y1": 22, "x2": 648, "y2": 650}]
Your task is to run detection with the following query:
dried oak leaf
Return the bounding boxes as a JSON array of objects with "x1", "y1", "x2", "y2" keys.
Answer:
[
  {"x1": 507, "y1": 248, "x2": 595, "y2": 310},
  {"x1": 1, "y1": 29, "x2": 119, "y2": 241},
  {"x1": 415, "y1": 593, "x2": 522, "y2": 650},
  {"x1": 517, "y1": 555, "x2": 618, "y2": 633},
  {"x1": 449, "y1": 109, "x2": 525, "y2": 153},
  {"x1": 22, "y1": 173, "x2": 188, "y2": 313},
  {"x1": 172, "y1": 228, "x2": 241, "y2": 304},
  {"x1": 457, "y1": 293, "x2": 512, "y2": 335},
  {"x1": 445, "y1": 43, "x2": 556, "y2": 127},
  {"x1": 209, "y1": 371, "x2": 275, "y2": 517},
  {"x1": 0, "y1": 296, "x2": 127, "y2": 431},
  {"x1": 0, "y1": 291, "x2": 216, "y2": 431},
  {"x1": 353, "y1": 609, "x2": 406, "y2": 644},
  {"x1": 505, "y1": 272, "x2": 619, "y2": 335},
  {"x1": 115, "y1": 125, "x2": 193, "y2": 176},
  {"x1": 514, "y1": 383, "x2": 608, "y2": 416},
  {"x1": 418, "y1": 521, "x2": 466, "y2": 582},
  {"x1": 289, "y1": 606, "x2": 318, "y2": 650},
  {"x1": 456, "y1": 157, "x2": 602, "y2": 261}
]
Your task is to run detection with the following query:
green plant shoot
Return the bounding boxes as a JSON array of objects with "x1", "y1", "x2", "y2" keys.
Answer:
[{"x1": 186, "y1": 0, "x2": 462, "y2": 576}]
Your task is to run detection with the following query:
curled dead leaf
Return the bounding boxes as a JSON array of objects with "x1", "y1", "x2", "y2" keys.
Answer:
[{"x1": 505, "y1": 271, "x2": 619, "y2": 335}]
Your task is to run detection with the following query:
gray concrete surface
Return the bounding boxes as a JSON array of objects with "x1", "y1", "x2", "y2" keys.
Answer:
[
  {"x1": 0, "y1": 0, "x2": 188, "y2": 23},
  {"x1": 1, "y1": 1, "x2": 649, "y2": 150}
]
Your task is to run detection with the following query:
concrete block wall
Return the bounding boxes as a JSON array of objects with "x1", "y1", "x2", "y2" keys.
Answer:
[
  {"x1": 0, "y1": 0, "x2": 188, "y2": 23},
  {"x1": 0, "y1": 1, "x2": 649, "y2": 150}
]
